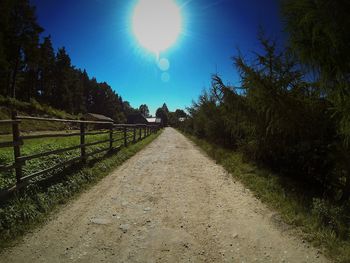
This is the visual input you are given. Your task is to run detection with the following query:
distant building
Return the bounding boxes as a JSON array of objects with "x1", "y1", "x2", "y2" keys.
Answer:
[
  {"x1": 127, "y1": 113, "x2": 148, "y2": 124},
  {"x1": 146, "y1": 117, "x2": 162, "y2": 125},
  {"x1": 83, "y1": 113, "x2": 114, "y2": 122},
  {"x1": 83, "y1": 113, "x2": 114, "y2": 129},
  {"x1": 178, "y1": 117, "x2": 186, "y2": 122}
]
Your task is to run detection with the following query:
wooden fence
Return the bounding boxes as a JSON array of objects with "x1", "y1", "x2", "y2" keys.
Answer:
[{"x1": 0, "y1": 112, "x2": 160, "y2": 198}]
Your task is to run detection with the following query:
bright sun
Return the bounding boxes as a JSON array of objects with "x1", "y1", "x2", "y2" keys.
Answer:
[{"x1": 132, "y1": 0, "x2": 182, "y2": 54}]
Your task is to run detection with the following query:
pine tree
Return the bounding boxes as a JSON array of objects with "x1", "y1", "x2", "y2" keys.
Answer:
[
  {"x1": 0, "y1": 0, "x2": 42, "y2": 98},
  {"x1": 54, "y1": 47, "x2": 73, "y2": 112},
  {"x1": 37, "y1": 36, "x2": 56, "y2": 103}
]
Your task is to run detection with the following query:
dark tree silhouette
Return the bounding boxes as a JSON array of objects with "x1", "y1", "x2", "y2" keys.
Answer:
[
  {"x1": 0, "y1": 0, "x2": 43, "y2": 98},
  {"x1": 156, "y1": 106, "x2": 168, "y2": 127},
  {"x1": 139, "y1": 104, "x2": 150, "y2": 117},
  {"x1": 0, "y1": 0, "x2": 136, "y2": 122}
]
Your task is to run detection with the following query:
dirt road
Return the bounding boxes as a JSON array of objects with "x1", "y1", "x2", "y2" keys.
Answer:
[{"x1": 1, "y1": 128, "x2": 328, "y2": 263}]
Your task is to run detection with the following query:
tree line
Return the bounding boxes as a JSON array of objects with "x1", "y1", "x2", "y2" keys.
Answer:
[
  {"x1": 137, "y1": 103, "x2": 187, "y2": 127},
  {"x1": 0, "y1": 0, "x2": 136, "y2": 122},
  {"x1": 180, "y1": 0, "x2": 350, "y2": 205},
  {"x1": 155, "y1": 103, "x2": 187, "y2": 127}
]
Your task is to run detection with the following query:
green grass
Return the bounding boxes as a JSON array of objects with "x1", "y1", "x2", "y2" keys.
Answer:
[
  {"x1": 0, "y1": 96, "x2": 75, "y2": 119},
  {"x1": 0, "y1": 130, "x2": 133, "y2": 189},
  {"x1": 0, "y1": 109, "x2": 71, "y2": 134},
  {"x1": 0, "y1": 96, "x2": 76, "y2": 134},
  {"x1": 0, "y1": 130, "x2": 161, "y2": 250},
  {"x1": 182, "y1": 132, "x2": 350, "y2": 263}
]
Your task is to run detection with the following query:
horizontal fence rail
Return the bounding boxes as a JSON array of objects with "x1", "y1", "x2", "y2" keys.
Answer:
[{"x1": 0, "y1": 112, "x2": 160, "y2": 198}]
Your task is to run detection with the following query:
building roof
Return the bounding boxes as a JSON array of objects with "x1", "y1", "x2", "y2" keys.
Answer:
[
  {"x1": 127, "y1": 113, "x2": 148, "y2": 124},
  {"x1": 146, "y1": 117, "x2": 161, "y2": 123},
  {"x1": 84, "y1": 113, "x2": 114, "y2": 122}
]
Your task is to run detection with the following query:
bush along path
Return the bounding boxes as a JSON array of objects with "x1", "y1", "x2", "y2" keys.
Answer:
[
  {"x1": 1, "y1": 128, "x2": 327, "y2": 263},
  {"x1": 0, "y1": 131, "x2": 161, "y2": 250}
]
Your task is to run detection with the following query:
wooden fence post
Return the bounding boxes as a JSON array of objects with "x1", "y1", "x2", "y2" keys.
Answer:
[
  {"x1": 80, "y1": 122, "x2": 86, "y2": 163},
  {"x1": 124, "y1": 126, "x2": 127, "y2": 147},
  {"x1": 109, "y1": 124, "x2": 113, "y2": 151},
  {"x1": 12, "y1": 111, "x2": 22, "y2": 185},
  {"x1": 144, "y1": 127, "x2": 146, "y2": 138},
  {"x1": 139, "y1": 127, "x2": 142, "y2": 140}
]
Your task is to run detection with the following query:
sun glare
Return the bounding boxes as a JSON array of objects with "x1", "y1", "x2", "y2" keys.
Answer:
[{"x1": 132, "y1": 0, "x2": 182, "y2": 55}]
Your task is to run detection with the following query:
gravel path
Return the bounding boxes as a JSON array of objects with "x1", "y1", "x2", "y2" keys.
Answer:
[{"x1": 1, "y1": 128, "x2": 328, "y2": 263}]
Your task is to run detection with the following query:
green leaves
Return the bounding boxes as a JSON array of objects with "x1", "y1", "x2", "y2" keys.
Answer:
[{"x1": 283, "y1": 0, "x2": 350, "y2": 143}]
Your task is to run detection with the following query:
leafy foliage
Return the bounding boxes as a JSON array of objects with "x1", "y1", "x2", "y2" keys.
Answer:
[
  {"x1": 181, "y1": 30, "x2": 349, "y2": 200},
  {"x1": 139, "y1": 104, "x2": 150, "y2": 117},
  {"x1": 282, "y1": 0, "x2": 350, "y2": 202},
  {"x1": 283, "y1": 0, "x2": 350, "y2": 143},
  {"x1": 156, "y1": 103, "x2": 169, "y2": 126},
  {"x1": 176, "y1": 2, "x2": 350, "y2": 260}
]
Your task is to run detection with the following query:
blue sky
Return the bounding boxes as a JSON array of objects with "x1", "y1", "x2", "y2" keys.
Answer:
[{"x1": 30, "y1": 0, "x2": 283, "y2": 115}]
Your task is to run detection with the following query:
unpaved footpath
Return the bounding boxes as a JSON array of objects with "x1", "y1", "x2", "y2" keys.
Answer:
[{"x1": 1, "y1": 128, "x2": 328, "y2": 263}]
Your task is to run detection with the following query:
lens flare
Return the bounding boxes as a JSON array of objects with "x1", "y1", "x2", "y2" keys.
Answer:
[
  {"x1": 158, "y1": 58, "x2": 170, "y2": 71},
  {"x1": 132, "y1": 0, "x2": 182, "y2": 54}
]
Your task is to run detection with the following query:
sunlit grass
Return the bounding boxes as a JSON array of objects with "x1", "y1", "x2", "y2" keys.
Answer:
[{"x1": 0, "y1": 131, "x2": 132, "y2": 189}]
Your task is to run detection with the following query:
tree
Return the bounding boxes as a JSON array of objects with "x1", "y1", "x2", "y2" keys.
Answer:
[
  {"x1": 0, "y1": 0, "x2": 43, "y2": 98},
  {"x1": 0, "y1": 0, "x2": 137, "y2": 126},
  {"x1": 122, "y1": 101, "x2": 137, "y2": 116},
  {"x1": 54, "y1": 47, "x2": 73, "y2": 112},
  {"x1": 139, "y1": 104, "x2": 150, "y2": 117},
  {"x1": 167, "y1": 109, "x2": 187, "y2": 127},
  {"x1": 283, "y1": 0, "x2": 350, "y2": 202},
  {"x1": 283, "y1": 0, "x2": 350, "y2": 141},
  {"x1": 162, "y1": 103, "x2": 169, "y2": 113},
  {"x1": 37, "y1": 36, "x2": 56, "y2": 104},
  {"x1": 70, "y1": 70, "x2": 85, "y2": 114},
  {"x1": 174, "y1": 109, "x2": 187, "y2": 118},
  {"x1": 156, "y1": 107, "x2": 168, "y2": 127}
]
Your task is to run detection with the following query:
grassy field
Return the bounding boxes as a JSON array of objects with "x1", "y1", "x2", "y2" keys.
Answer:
[
  {"x1": 183, "y1": 132, "x2": 350, "y2": 263},
  {"x1": 0, "y1": 96, "x2": 76, "y2": 134},
  {"x1": 0, "y1": 129, "x2": 131, "y2": 190},
  {"x1": 0, "y1": 129, "x2": 161, "y2": 249}
]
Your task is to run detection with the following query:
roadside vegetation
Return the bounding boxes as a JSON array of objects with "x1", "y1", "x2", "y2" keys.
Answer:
[
  {"x1": 0, "y1": 131, "x2": 161, "y2": 250},
  {"x1": 0, "y1": 96, "x2": 78, "y2": 134},
  {"x1": 0, "y1": 130, "x2": 127, "y2": 189},
  {"x1": 182, "y1": 133, "x2": 350, "y2": 262},
  {"x1": 178, "y1": 1, "x2": 350, "y2": 262}
]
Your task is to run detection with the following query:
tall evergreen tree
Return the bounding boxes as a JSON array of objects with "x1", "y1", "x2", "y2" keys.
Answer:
[
  {"x1": 283, "y1": 0, "x2": 350, "y2": 142},
  {"x1": 162, "y1": 103, "x2": 169, "y2": 114},
  {"x1": 54, "y1": 47, "x2": 73, "y2": 112},
  {"x1": 0, "y1": 0, "x2": 42, "y2": 98},
  {"x1": 37, "y1": 36, "x2": 56, "y2": 103},
  {"x1": 156, "y1": 106, "x2": 169, "y2": 126},
  {"x1": 283, "y1": 0, "x2": 350, "y2": 201},
  {"x1": 0, "y1": 0, "x2": 135, "y2": 124}
]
